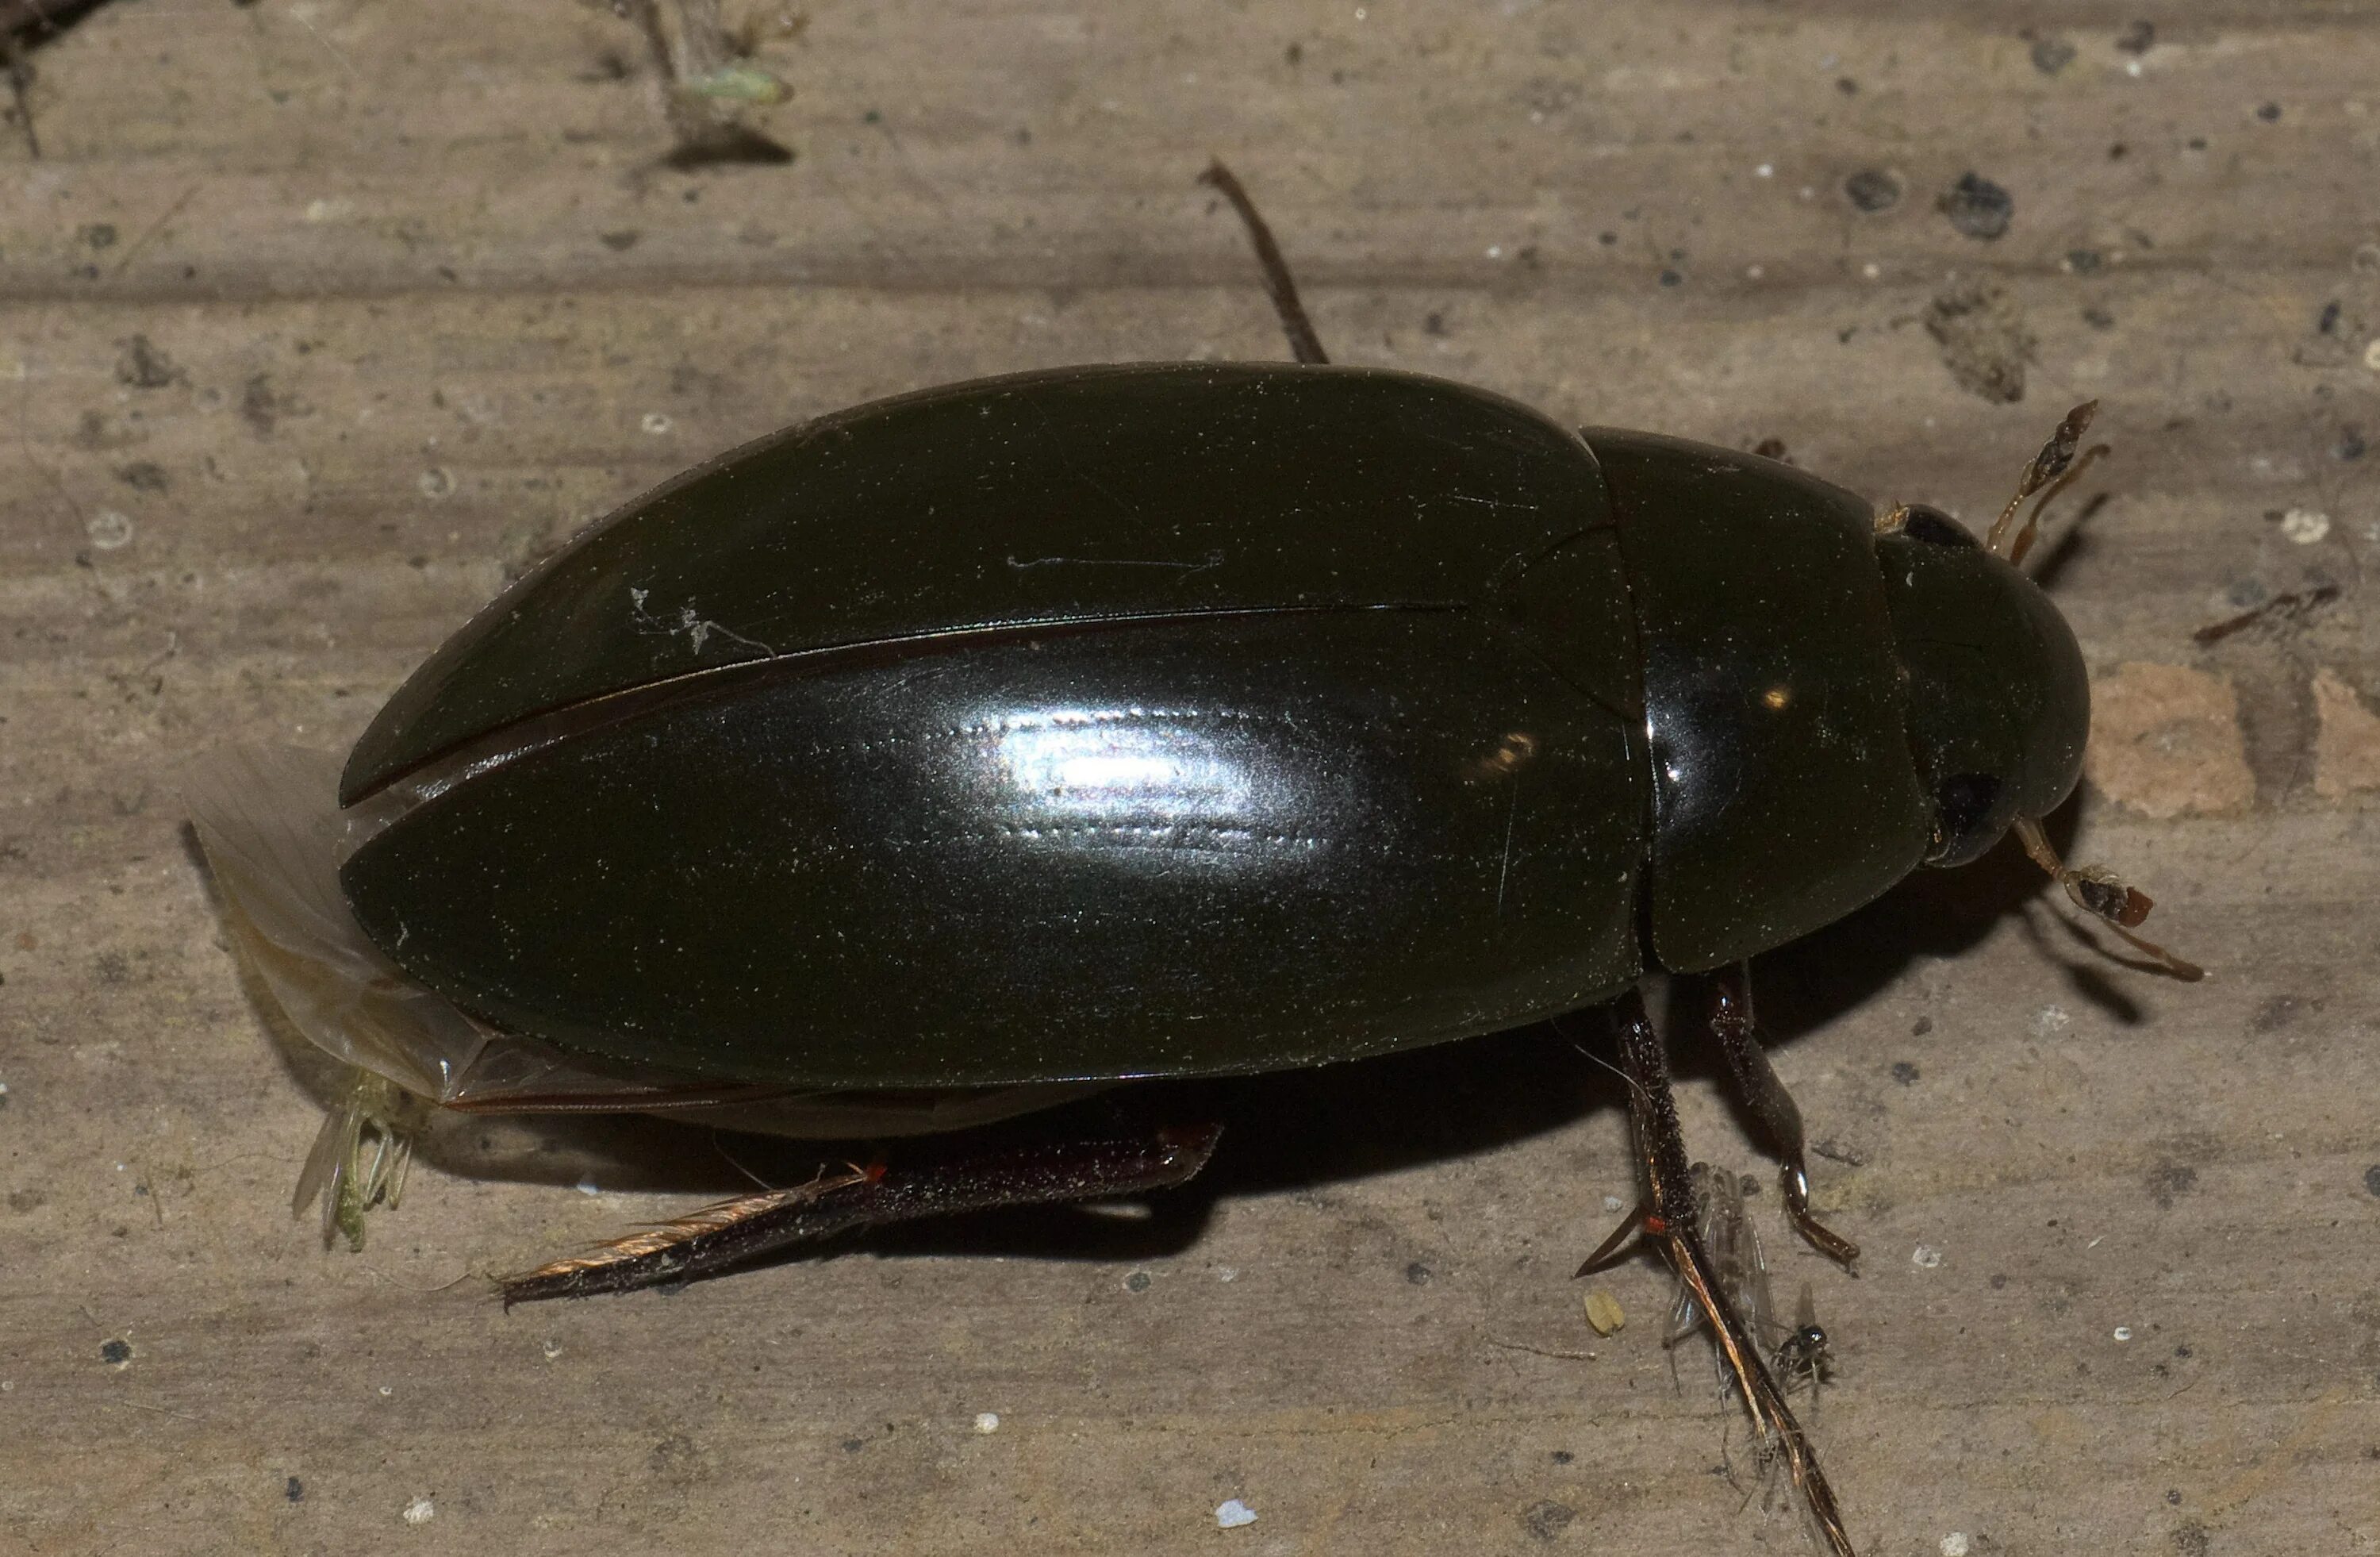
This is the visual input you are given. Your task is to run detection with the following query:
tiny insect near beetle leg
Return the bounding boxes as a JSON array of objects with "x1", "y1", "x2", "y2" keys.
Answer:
[{"x1": 187, "y1": 160, "x2": 2197, "y2": 1557}]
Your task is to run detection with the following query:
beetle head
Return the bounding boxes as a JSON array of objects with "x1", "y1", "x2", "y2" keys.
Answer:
[{"x1": 1873, "y1": 504, "x2": 2089, "y2": 867}]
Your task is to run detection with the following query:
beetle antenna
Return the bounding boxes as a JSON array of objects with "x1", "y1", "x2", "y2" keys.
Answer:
[
  {"x1": 1987, "y1": 401, "x2": 2098, "y2": 560},
  {"x1": 2010, "y1": 817, "x2": 2205, "y2": 980}
]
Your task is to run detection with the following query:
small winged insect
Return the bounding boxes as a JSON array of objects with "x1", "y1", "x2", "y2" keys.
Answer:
[
  {"x1": 1664, "y1": 1163, "x2": 1774, "y2": 1394},
  {"x1": 1772, "y1": 1280, "x2": 1835, "y2": 1403}
]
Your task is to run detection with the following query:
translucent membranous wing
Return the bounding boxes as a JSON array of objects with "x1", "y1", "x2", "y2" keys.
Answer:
[
  {"x1": 184, "y1": 744, "x2": 1102, "y2": 1125},
  {"x1": 1670, "y1": 1163, "x2": 1776, "y2": 1372},
  {"x1": 185, "y1": 744, "x2": 497, "y2": 1104}
]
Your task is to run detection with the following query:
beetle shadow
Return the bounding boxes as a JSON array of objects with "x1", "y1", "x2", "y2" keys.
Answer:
[
  {"x1": 1718, "y1": 800, "x2": 2148, "y2": 1059},
  {"x1": 711, "y1": 794, "x2": 2167, "y2": 1274},
  {"x1": 843, "y1": 1020, "x2": 1626, "y2": 1264}
]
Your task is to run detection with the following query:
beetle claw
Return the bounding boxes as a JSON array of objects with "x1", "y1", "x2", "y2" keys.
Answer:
[
  {"x1": 1778, "y1": 1166, "x2": 1861, "y2": 1271},
  {"x1": 1575, "y1": 1198, "x2": 1653, "y2": 1277}
]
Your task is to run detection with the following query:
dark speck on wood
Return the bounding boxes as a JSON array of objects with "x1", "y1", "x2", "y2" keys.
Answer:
[
  {"x1": 1938, "y1": 172, "x2": 2014, "y2": 241},
  {"x1": 1844, "y1": 168, "x2": 1902, "y2": 213}
]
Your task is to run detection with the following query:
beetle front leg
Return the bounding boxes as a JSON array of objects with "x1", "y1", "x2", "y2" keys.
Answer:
[
  {"x1": 501, "y1": 1124, "x2": 1221, "y2": 1305},
  {"x1": 1702, "y1": 963, "x2": 1861, "y2": 1269}
]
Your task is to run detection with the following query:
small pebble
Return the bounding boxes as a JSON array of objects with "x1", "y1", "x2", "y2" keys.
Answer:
[
  {"x1": 1123, "y1": 1269, "x2": 1153, "y2": 1293},
  {"x1": 1912, "y1": 1244, "x2": 1944, "y2": 1269},
  {"x1": 641, "y1": 412, "x2": 674, "y2": 435},
  {"x1": 417, "y1": 467, "x2": 454, "y2": 500},
  {"x1": 2281, "y1": 507, "x2": 2331, "y2": 544},
  {"x1": 401, "y1": 1496, "x2": 435, "y2": 1526},
  {"x1": 1600, "y1": 1194, "x2": 1625, "y2": 1213},
  {"x1": 541, "y1": 1340, "x2": 562, "y2": 1361},
  {"x1": 2365, "y1": 338, "x2": 2380, "y2": 371},
  {"x1": 1941, "y1": 1534, "x2": 1972, "y2": 1557},
  {"x1": 86, "y1": 510, "x2": 135, "y2": 550},
  {"x1": 1215, "y1": 1499, "x2": 1257, "y2": 1529},
  {"x1": 2113, "y1": 1326, "x2": 2134, "y2": 1341},
  {"x1": 973, "y1": 1411, "x2": 1000, "y2": 1434},
  {"x1": 575, "y1": 1178, "x2": 601, "y2": 1196}
]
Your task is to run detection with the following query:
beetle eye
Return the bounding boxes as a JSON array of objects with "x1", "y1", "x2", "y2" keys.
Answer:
[
  {"x1": 1927, "y1": 771, "x2": 2006, "y2": 863},
  {"x1": 1898, "y1": 504, "x2": 1981, "y2": 550}
]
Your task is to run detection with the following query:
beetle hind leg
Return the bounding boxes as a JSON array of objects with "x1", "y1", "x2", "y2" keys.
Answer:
[
  {"x1": 1603, "y1": 990, "x2": 1859, "y2": 1557},
  {"x1": 1199, "y1": 159, "x2": 1330, "y2": 365},
  {"x1": 500, "y1": 1124, "x2": 1222, "y2": 1305},
  {"x1": 1702, "y1": 963, "x2": 1861, "y2": 1269}
]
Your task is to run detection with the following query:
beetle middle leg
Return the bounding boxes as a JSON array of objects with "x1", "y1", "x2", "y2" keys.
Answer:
[
  {"x1": 501, "y1": 1124, "x2": 1221, "y2": 1305},
  {"x1": 1700, "y1": 962, "x2": 1862, "y2": 1269}
]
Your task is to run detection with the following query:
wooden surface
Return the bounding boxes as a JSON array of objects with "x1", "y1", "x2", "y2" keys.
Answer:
[{"x1": 6, "y1": 2, "x2": 2378, "y2": 1553}]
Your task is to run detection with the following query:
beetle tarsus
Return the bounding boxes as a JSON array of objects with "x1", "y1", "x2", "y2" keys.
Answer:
[
  {"x1": 1987, "y1": 400, "x2": 2099, "y2": 559},
  {"x1": 1702, "y1": 965, "x2": 1862, "y2": 1269},
  {"x1": 500, "y1": 1124, "x2": 1223, "y2": 1305},
  {"x1": 2010, "y1": 817, "x2": 2205, "y2": 981}
]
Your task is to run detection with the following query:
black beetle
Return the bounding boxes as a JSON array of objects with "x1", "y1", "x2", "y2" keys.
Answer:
[{"x1": 188, "y1": 163, "x2": 2191, "y2": 1557}]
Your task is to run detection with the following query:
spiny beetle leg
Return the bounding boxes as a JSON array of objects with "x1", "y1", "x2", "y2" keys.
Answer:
[
  {"x1": 1703, "y1": 963, "x2": 1862, "y2": 1269},
  {"x1": 1608, "y1": 990, "x2": 1860, "y2": 1557},
  {"x1": 501, "y1": 1124, "x2": 1223, "y2": 1305}
]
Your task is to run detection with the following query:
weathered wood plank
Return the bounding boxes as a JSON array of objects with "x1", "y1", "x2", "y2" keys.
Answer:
[{"x1": 4, "y1": 2, "x2": 2376, "y2": 1554}]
